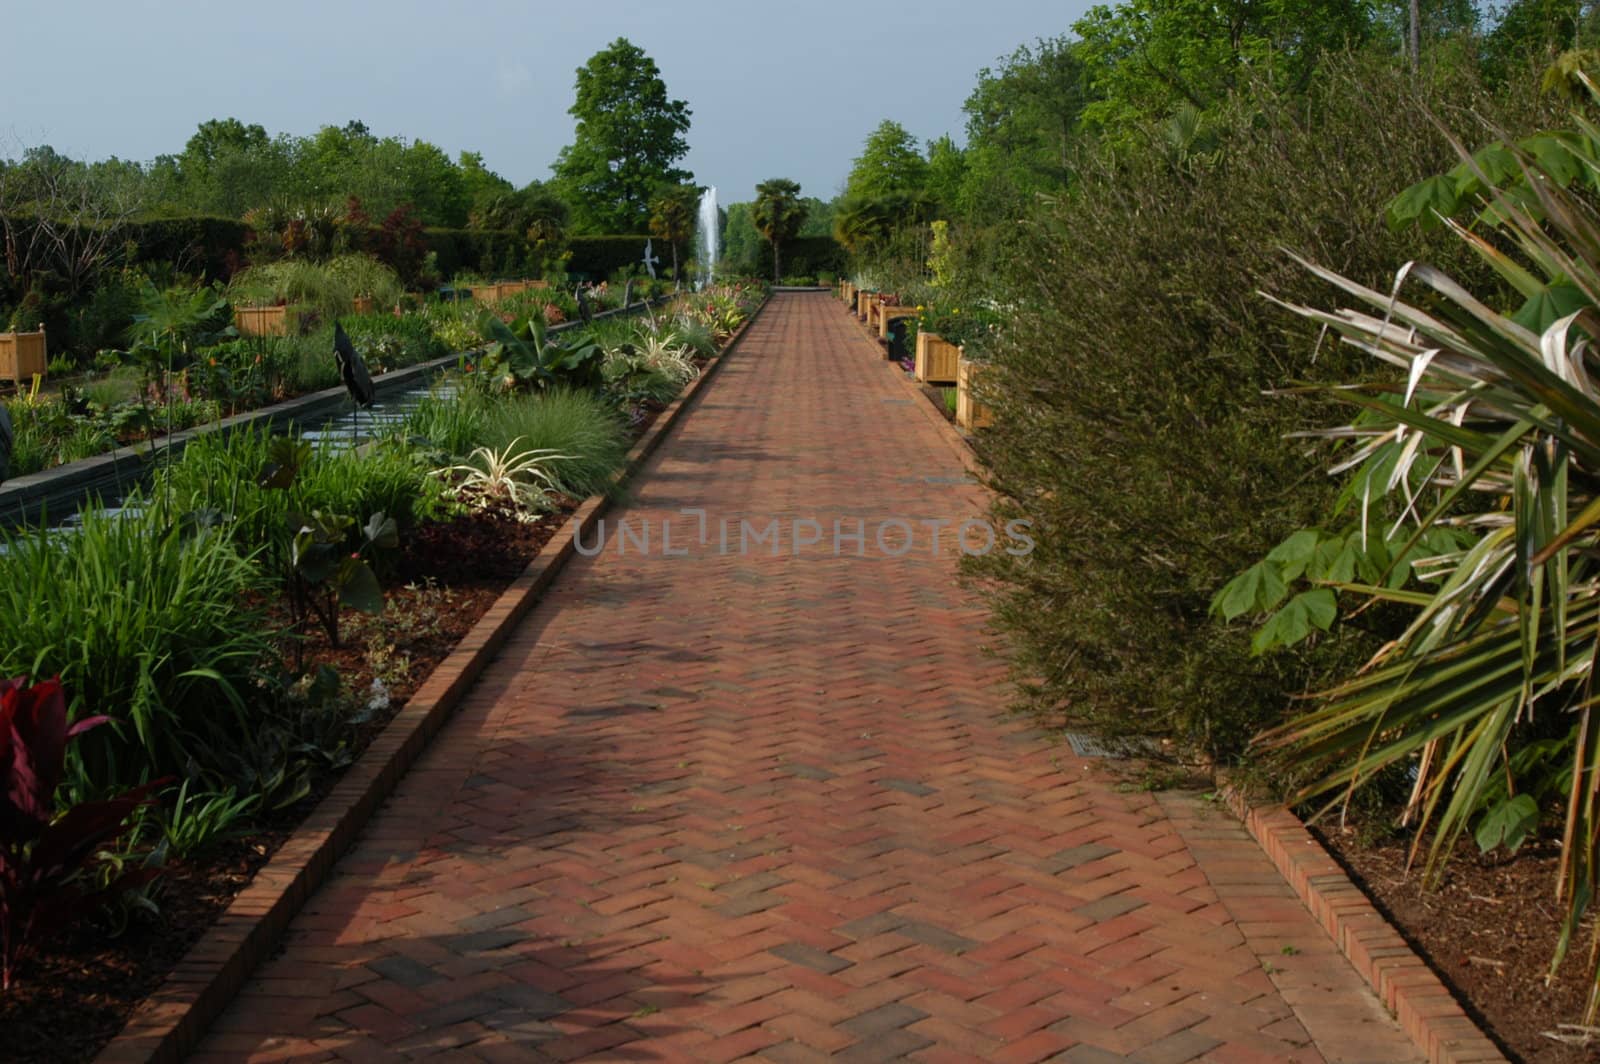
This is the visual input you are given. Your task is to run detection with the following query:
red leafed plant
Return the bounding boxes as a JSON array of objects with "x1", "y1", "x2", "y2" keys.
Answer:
[{"x1": 0, "y1": 676, "x2": 165, "y2": 990}]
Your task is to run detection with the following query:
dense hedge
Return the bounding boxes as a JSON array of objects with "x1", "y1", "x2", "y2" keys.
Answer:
[
  {"x1": 124, "y1": 215, "x2": 252, "y2": 277},
  {"x1": 566, "y1": 236, "x2": 651, "y2": 279},
  {"x1": 419, "y1": 227, "x2": 528, "y2": 279},
  {"x1": 964, "y1": 56, "x2": 1554, "y2": 761},
  {"x1": 729, "y1": 234, "x2": 847, "y2": 280}
]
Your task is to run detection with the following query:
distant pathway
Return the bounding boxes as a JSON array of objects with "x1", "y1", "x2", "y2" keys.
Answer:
[{"x1": 195, "y1": 293, "x2": 1418, "y2": 1062}]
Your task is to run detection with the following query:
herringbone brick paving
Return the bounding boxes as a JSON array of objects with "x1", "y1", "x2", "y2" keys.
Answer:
[{"x1": 194, "y1": 293, "x2": 1420, "y2": 1061}]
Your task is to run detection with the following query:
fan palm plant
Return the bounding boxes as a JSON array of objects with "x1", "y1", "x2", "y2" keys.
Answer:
[{"x1": 1258, "y1": 88, "x2": 1600, "y2": 1019}]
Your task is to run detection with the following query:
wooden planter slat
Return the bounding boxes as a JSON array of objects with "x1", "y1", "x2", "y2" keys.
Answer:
[
  {"x1": 0, "y1": 329, "x2": 47, "y2": 384},
  {"x1": 914, "y1": 332, "x2": 961, "y2": 384},
  {"x1": 879, "y1": 306, "x2": 917, "y2": 340},
  {"x1": 351, "y1": 296, "x2": 376, "y2": 316},
  {"x1": 235, "y1": 306, "x2": 288, "y2": 338},
  {"x1": 956, "y1": 357, "x2": 994, "y2": 430}
]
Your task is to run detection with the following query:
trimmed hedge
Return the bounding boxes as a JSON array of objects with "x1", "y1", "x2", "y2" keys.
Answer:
[
  {"x1": 777, "y1": 235, "x2": 847, "y2": 278},
  {"x1": 567, "y1": 235, "x2": 651, "y2": 279}
]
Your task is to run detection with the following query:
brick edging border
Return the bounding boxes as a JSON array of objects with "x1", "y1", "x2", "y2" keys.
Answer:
[
  {"x1": 94, "y1": 299, "x2": 769, "y2": 1064},
  {"x1": 843, "y1": 296, "x2": 1505, "y2": 1064},
  {"x1": 1220, "y1": 789, "x2": 1507, "y2": 1063}
]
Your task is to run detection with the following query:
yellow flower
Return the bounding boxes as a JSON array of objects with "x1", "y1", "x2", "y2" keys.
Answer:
[{"x1": 916, "y1": 305, "x2": 925, "y2": 311}]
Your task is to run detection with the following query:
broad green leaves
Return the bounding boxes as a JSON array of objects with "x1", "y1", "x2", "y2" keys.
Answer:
[
  {"x1": 1213, "y1": 523, "x2": 1471, "y2": 653},
  {"x1": 1475, "y1": 794, "x2": 1539, "y2": 855},
  {"x1": 1251, "y1": 589, "x2": 1336, "y2": 655}
]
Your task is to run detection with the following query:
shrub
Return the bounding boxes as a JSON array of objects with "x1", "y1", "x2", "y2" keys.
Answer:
[
  {"x1": 228, "y1": 255, "x2": 404, "y2": 324},
  {"x1": 963, "y1": 54, "x2": 1554, "y2": 760},
  {"x1": 478, "y1": 389, "x2": 628, "y2": 498}
]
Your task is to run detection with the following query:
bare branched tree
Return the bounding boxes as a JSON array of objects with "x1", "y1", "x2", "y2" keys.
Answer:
[{"x1": 0, "y1": 141, "x2": 144, "y2": 299}]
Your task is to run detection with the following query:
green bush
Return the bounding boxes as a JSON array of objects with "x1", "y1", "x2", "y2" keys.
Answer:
[
  {"x1": 228, "y1": 255, "x2": 404, "y2": 324},
  {"x1": 0, "y1": 507, "x2": 276, "y2": 793},
  {"x1": 964, "y1": 54, "x2": 1554, "y2": 761},
  {"x1": 567, "y1": 236, "x2": 651, "y2": 280},
  {"x1": 478, "y1": 388, "x2": 628, "y2": 498}
]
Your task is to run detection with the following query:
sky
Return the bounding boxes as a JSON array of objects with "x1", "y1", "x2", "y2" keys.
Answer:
[{"x1": 7, "y1": 0, "x2": 1090, "y2": 204}]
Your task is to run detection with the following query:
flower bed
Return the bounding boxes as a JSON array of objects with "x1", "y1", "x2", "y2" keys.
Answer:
[{"x1": 0, "y1": 284, "x2": 768, "y2": 1061}]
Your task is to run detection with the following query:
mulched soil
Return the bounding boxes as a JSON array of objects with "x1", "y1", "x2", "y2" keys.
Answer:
[
  {"x1": 0, "y1": 396, "x2": 676, "y2": 1063},
  {"x1": 1315, "y1": 825, "x2": 1599, "y2": 1063}
]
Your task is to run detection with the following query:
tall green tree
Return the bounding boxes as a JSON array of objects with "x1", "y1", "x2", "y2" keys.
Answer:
[
  {"x1": 751, "y1": 179, "x2": 807, "y2": 281},
  {"x1": 648, "y1": 184, "x2": 699, "y2": 279},
  {"x1": 960, "y1": 38, "x2": 1093, "y2": 219},
  {"x1": 553, "y1": 38, "x2": 693, "y2": 234},
  {"x1": 924, "y1": 135, "x2": 969, "y2": 216},
  {"x1": 844, "y1": 120, "x2": 928, "y2": 201}
]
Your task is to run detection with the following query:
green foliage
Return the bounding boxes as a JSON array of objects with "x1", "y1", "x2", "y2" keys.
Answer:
[
  {"x1": 0, "y1": 507, "x2": 276, "y2": 793},
  {"x1": 845, "y1": 121, "x2": 929, "y2": 201},
  {"x1": 963, "y1": 54, "x2": 1547, "y2": 761},
  {"x1": 399, "y1": 385, "x2": 493, "y2": 458},
  {"x1": 156, "y1": 426, "x2": 446, "y2": 554},
  {"x1": 228, "y1": 255, "x2": 404, "y2": 324},
  {"x1": 1243, "y1": 97, "x2": 1600, "y2": 1017},
  {"x1": 553, "y1": 38, "x2": 693, "y2": 233},
  {"x1": 1072, "y1": 0, "x2": 1373, "y2": 144},
  {"x1": 476, "y1": 389, "x2": 629, "y2": 498},
  {"x1": 648, "y1": 185, "x2": 699, "y2": 279},
  {"x1": 751, "y1": 179, "x2": 808, "y2": 281},
  {"x1": 958, "y1": 37, "x2": 1092, "y2": 219},
  {"x1": 566, "y1": 236, "x2": 654, "y2": 280},
  {"x1": 338, "y1": 313, "x2": 447, "y2": 372}
]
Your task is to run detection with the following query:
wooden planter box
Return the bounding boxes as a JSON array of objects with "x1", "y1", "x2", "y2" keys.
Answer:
[
  {"x1": 914, "y1": 332, "x2": 961, "y2": 384},
  {"x1": 957, "y1": 357, "x2": 994, "y2": 430},
  {"x1": 0, "y1": 329, "x2": 47, "y2": 384},
  {"x1": 235, "y1": 305, "x2": 288, "y2": 338},
  {"x1": 879, "y1": 305, "x2": 917, "y2": 340},
  {"x1": 352, "y1": 296, "x2": 376, "y2": 315},
  {"x1": 470, "y1": 283, "x2": 506, "y2": 304},
  {"x1": 858, "y1": 292, "x2": 875, "y2": 322}
]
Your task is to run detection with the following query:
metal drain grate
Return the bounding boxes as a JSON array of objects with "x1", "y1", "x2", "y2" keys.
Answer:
[{"x1": 1064, "y1": 732, "x2": 1158, "y2": 759}]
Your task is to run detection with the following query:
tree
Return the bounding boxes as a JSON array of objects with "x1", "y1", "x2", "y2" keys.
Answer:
[
  {"x1": 0, "y1": 144, "x2": 142, "y2": 299},
  {"x1": 924, "y1": 136, "x2": 968, "y2": 216},
  {"x1": 960, "y1": 38, "x2": 1094, "y2": 219},
  {"x1": 648, "y1": 184, "x2": 698, "y2": 279},
  {"x1": 751, "y1": 180, "x2": 807, "y2": 282},
  {"x1": 844, "y1": 121, "x2": 928, "y2": 202},
  {"x1": 552, "y1": 38, "x2": 693, "y2": 233},
  {"x1": 1073, "y1": 0, "x2": 1372, "y2": 142}
]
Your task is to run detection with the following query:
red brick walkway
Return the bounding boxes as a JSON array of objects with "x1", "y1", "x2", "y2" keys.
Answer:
[{"x1": 195, "y1": 294, "x2": 1418, "y2": 1062}]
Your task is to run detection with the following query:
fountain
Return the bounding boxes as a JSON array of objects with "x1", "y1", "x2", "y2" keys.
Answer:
[{"x1": 697, "y1": 186, "x2": 719, "y2": 291}]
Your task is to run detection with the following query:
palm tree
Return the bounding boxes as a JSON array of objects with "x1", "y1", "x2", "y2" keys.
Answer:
[
  {"x1": 752, "y1": 179, "x2": 807, "y2": 282},
  {"x1": 648, "y1": 185, "x2": 698, "y2": 281}
]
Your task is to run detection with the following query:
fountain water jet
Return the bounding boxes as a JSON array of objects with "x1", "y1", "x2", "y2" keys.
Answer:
[{"x1": 697, "y1": 186, "x2": 719, "y2": 291}]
